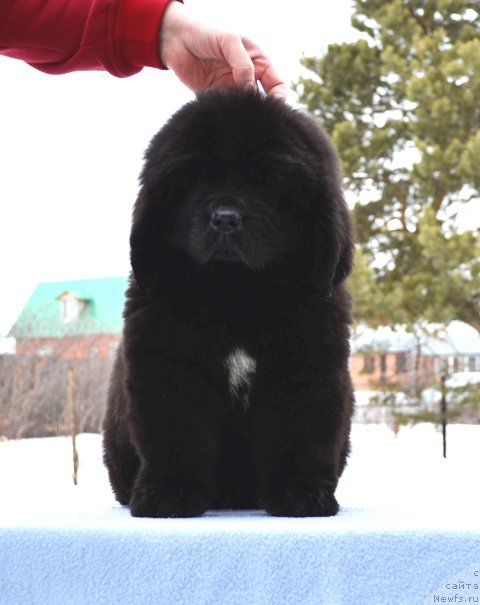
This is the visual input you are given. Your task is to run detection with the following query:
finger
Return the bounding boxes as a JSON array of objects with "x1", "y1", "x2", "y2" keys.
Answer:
[
  {"x1": 216, "y1": 31, "x2": 256, "y2": 88},
  {"x1": 242, "y1": 37, "x2": 287, "y2": 100},
  {"x1": 258, "y1": 66, "x2": 288, "y2": 100}
]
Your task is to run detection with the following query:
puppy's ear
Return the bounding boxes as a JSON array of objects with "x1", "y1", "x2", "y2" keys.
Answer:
[
  {"x1": 129, "y1": 144, "x2": 191, "y2": 291},
  {"x1": 333, "y1": 201, "x2": 355, "y2": 288},
  {"x1": 313, "y1": 191, "x2": 355, "y2": 298},
  {"x1": 130, "y1": 186, "x2": 163, "y2": 292}
]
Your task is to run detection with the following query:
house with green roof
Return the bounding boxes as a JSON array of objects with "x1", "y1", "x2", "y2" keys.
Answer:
[{"x1": 10, "y1": 277, "x2": 128, "y2": 359}]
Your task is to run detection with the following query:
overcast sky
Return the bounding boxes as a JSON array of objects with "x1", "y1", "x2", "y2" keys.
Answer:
[{"x1": 0, "y1": 0, "x2": 359, "y2": 337}]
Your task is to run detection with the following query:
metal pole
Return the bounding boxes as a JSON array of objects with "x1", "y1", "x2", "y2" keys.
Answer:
[{"x1": 440, "y1": 374, "x2": 447, "y2": 459}]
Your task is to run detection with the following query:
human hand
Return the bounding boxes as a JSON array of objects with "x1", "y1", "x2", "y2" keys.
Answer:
[{"x1": 159, "y1": 1, "x2": 287, "y2": 100}]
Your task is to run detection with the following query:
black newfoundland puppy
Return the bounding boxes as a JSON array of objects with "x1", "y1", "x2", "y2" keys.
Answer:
[{"x1": 103, "y1": 88, "x2": 355, "y2": 518}]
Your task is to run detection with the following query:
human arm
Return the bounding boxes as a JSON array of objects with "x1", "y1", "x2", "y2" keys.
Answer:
[{"x1": 0, "y1": 0, "x2": 171, "y2": 77}]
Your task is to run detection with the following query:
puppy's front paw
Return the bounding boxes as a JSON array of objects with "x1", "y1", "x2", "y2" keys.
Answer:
[
  {"x1": 263, "y1": 485, "x2": 339, "y2": 517},
  {"x1": 129, "y1": 479, "x2": 208, "y2": 518}
]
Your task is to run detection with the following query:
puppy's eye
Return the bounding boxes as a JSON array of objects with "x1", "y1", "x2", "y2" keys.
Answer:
[
  {"x1": 199, "y1": 164, "x2": 225, "y2": 182},
  {"x1": 245, "y1": 162, "x2": 277, "y2": 184}
]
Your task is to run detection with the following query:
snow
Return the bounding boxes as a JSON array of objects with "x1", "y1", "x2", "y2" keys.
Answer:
[
  {"x1": 447, "y1": 371, "x2": 480, "y2": 387},
  {"x1": 1, "y1": 424, "x2": 480, "y2": 604},
  {"x1": 351, "y1": 320, "x2": 480, "y2": 355}
]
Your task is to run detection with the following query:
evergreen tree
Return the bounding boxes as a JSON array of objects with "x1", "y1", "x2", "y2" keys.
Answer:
[{"x1": 296, "y1": 0, "x2": 480, "y2": 330}]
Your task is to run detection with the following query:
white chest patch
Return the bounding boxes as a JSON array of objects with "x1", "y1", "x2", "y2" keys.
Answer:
[{"x1": 225, "y1": 348, "x2": 256, "y2": 407}]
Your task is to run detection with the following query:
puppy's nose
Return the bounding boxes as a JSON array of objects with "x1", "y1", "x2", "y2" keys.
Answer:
[{"x1": 210, "y1": 208, "x2": 242, "y2": 234}]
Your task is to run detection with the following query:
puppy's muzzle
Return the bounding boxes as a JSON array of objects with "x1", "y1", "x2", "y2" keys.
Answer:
[{"x1": 210, "y1": 208, "x2": 242, "y2": 234}]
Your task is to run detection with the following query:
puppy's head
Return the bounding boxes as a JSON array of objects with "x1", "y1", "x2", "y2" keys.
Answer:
[{"x1": 130, "y1": 88, "x2": 354, "y2": 295}]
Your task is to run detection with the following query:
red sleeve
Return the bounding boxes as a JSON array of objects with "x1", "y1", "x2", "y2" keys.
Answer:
[{"x1": 0, "y1": 0, "x2": 177, "y2": 77}]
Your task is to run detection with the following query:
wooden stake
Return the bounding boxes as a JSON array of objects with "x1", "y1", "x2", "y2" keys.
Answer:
[{"x1": 67, "y1": 366, "x2": 79, "y2": 485}]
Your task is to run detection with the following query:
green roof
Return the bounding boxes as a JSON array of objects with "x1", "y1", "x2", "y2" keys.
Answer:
[{"x1": 10, "y1": 277, "x2": 128, "y2": 339}]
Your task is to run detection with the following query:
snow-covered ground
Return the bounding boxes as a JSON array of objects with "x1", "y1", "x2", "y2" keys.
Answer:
[
  {"x1": 1, "y1": 423, "x2": 480, "y2": 518},
  {"x1": 1, "y1": 424, "x2": 480, "y2": 605}
]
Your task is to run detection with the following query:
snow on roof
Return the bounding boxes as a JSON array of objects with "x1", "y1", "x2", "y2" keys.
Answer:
[{"x1": 351, "y1": 321, "x2": 480, "y2": 355}]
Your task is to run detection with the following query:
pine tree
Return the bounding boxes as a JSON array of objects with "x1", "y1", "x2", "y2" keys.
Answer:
[{"x1": 296, "y1": 0, "x2": 480, "y2": 330}]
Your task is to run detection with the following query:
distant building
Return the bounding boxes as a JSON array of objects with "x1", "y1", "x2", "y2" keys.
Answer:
[
  {"x1": 9, "y1": 277, "x2": 128, "y2": 360},
  {"x1": 350, "y1": 322, "x2": 480, "y2": 393}
]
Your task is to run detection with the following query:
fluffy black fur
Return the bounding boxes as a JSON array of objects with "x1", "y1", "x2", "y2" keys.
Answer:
[{"x1": 103, "y1": 88, "x2": 355, "y2": 518}]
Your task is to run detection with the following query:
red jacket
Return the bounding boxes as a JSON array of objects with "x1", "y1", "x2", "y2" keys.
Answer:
[{"x1": 0, "y1": 0, "x2": 176, "y2": 77}]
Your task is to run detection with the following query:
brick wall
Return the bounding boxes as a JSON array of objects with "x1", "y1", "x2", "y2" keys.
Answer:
[
  {"x1": 350, "y1": 351, "x2": 437, "y2": 392},
  {"x1": 15, "y1": 334, "x2": 120, "y2": 360}
]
